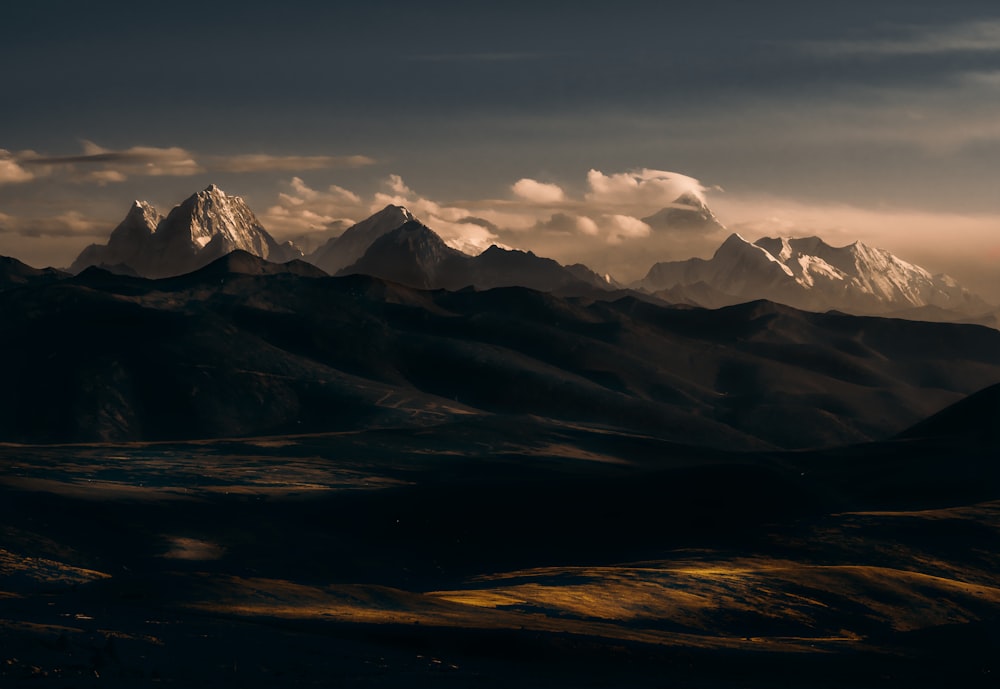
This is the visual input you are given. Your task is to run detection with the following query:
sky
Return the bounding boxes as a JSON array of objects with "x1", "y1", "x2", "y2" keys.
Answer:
[{"x1": 2, "y1": 1, "x2": 999, "y2": 298}]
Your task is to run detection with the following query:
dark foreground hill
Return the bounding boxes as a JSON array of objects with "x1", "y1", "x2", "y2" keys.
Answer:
[
  {"x1": 3, "y1": 251, "x2": 1000, "y2": 448},
  {"x1": 0, "y1": 255, "x2": 68, "y2": 290},
  {"x1": 3, "y1": 251, "x2": 1000, "y2": 686},
  {"x1": 1, "y1": 411, "x2": 999, "y2": 687}
]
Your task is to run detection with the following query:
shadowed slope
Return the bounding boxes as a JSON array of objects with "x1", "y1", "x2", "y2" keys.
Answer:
[
  {"x1": 3, "y1": 262, "x2": 1000, "y2": 446},
  {"x1": 900, "y1": 382, "x2": 1000, "y2": 446}
]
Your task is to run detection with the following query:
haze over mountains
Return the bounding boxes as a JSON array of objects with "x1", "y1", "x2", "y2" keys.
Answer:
[{"x1": 62, "y1": 185, "x2": 993, "y2": 324}]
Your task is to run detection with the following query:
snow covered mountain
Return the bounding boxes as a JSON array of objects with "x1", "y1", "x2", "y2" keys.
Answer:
[
  {"x1": 641, "y1": 192, "x2": 727, "y2": 233},
  {"x1": 638, "y1": 233, "x2": 990, "y2": 316},
  {"x1": 71, "y1": 185, "x2": 302, "y2": 278},
  {"x1": 307, "y1": 204, "x2": 415, "y2": 275}
]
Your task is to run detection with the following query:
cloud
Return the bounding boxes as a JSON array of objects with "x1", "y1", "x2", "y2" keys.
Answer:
[
  {"x1": 537, "y1": 213, "x2": 600, "y2": 236},
  {"x1": 805, "y1": 19, "x2": 1000, "y2": 56},
  {"x1": 0, "y1": 150, "x2": 35, "y2": 185},
  {"x1": 12, "y1": 142, "x2": 375, "y2": 184},
  {"x1": 0, "y1": 210, "x2": 106, "y2": 238},
  {"x1": 262, "y1": 176, "x2": 369, "y2": 235},
  {"x1": 511, "y1": 178, "x2": 566, "y2": 204},
  {"x1": 83, "y1": 170, "x2": 128, "y2": 185},
  {"x1": 585, "y1": 168, "x2": 706, "y2": 214},
  {"x1": 407, "y1": 52, "x2": 550, "y2": 62},
  {"x1": 603, "y1": 215, "x2": 652, "y2": 244},
  {"x1": 20, "y1": 142, "x2": 203, "y2": 178},
  {"x1": 208, "y1": 153, "x2": 374, "y2": 173}
]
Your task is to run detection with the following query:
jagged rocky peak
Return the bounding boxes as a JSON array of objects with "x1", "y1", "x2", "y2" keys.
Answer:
[
  {"x1": 161, "y1": 184, "x2": 269, "y2": 252},
  {"x1": 70, "y1": 184, "x2": 302, "y2": 278},
  {"x1": 753, "y1": 236, "x2": 794, "y2": 261},
  {"x1": 107, "y1": 200, "x2": 161, "y2": 247},
  {"x1": 125, "y1": 199, "x2": 161, "y2": 227}
]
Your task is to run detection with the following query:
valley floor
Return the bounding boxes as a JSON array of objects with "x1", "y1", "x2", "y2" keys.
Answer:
[{"x1": 1, "y1": 418, "x2": 998, "y2": 687}]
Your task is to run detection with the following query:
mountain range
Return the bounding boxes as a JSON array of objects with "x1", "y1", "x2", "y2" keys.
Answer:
[
  {"x1": 340, "y1": 219, "x2": 611, "y2": 292},
  {"x1": 4, "y1": 251, "x2": 1000, "y2": 447},
  {"x1": 637, "y1": 232, "x2": 990, "y2": 316},
  {"x1": 6, "y1": 185, "x2": 1000, "y2": 686},
  {"x1": 63, "y1": 184, "x2": 994, "y2": 323},
  {"x1": 70, "y1": 185, "x2": 302, "y2": 278}
]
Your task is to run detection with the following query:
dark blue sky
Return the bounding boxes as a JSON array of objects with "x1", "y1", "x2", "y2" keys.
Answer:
[{"x1": 2, "y1": 1, "x2": 1000, "y2": 293}]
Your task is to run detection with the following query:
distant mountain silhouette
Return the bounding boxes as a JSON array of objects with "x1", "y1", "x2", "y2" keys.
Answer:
[
  {"x1": 338, "y1": 219, "x2": 612, "y2": 293},
  {"x1": 340, "y1": 220, "x2": 468, "y2": 288}
]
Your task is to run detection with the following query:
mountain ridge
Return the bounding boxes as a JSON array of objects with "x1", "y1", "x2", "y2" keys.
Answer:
[
  {"x1": 70, "y1": 185, "x2": 303, "y2": 278},
  {"x1": 4, "y1": 264, "x2": 1000, "y2": 447},
  {"x1": 639, "y1": 232, "x2": 990, "y2": 316},
  {"x1": 338, "y1": 219, "x2": 613, "y2": 293}
]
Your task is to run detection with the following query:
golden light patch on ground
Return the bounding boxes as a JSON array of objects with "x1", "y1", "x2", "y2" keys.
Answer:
[
  {"x1": 0, "y1": 450, "x2": 410, "y2": 500},
  {"x1": 243, "y1": 439, "x2": 301, "y2": 448},
  {"x1": 178, "y1": 575, "x2": 855, "y2": 654},
  {"x1": 0, "y1": 476, "x2": 197, "y2": 501},
  {"x1": 845, "y1": 500, "x2": 1000, "y2": 523},
  {"x1": 160, "y1": 536, "x2": 225, "y2": 561},
  {"x1": 429, "y1": 560, "x2": 1000, "y2": 638},
  {"x1": 0, "y1": 548, "x2": 110, "y2": 587},
  {"x1": 0, "y1": 619, "x2": 84, "y2": 636},
  {"x1": 788, "y1": 565, "x2": 1000, "y2": 632},
  {"x1": 520, "y1": 442, "x2": 630, "y2": 465}
]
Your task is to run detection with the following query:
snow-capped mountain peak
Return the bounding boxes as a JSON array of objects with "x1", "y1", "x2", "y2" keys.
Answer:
[
  {"x1": 107, "y1": 200, "x2": 161, "y2": 247},
  {"x1": 307, "y1": 203, "x2": 418, "y2": 275},
  {"x1": 127, "y1": 200, "x2": 161, "y2": 226},
  {"x1": 641, "y1": 193, "x2": 726, "y2": 233},
  {"x1": 160, "y1": 185, "x2": 269, "y2": 252},
  {"x1": 70, "y1": 185, "x2": 302, "y2": 278},
  {"x1": 639, "y1": 232, "x2": 990, "y2": 316},
  {"x1": 715, "y1": 233, "x2": 794, "y2": 274}
]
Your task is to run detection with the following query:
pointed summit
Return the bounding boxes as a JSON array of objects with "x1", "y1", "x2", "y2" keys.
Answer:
[
  {"x1": 70, "y1": 185, "x2": 302, "y2": 278},
  {"x1": 307, "y1": 204, "x2": 417, "y2": 275},
  {"x1": 70, "y1": 198, "x2": 163, "y2": 274},
  {"x1": 159, "y1": 185, "x2": 270, "y2": 253},
  {"x1": 641, "y1": 193, "x2": 726, "y2": 233},
  {"x1": 110, "y1": 200, "x2": 160, "y2": 247},
  {"x1": 673, "y1": 191, "x2": 707, "y2": 208},
  {"x1": 339, "y1": 220, "x2": 466, "y2": 289}
]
